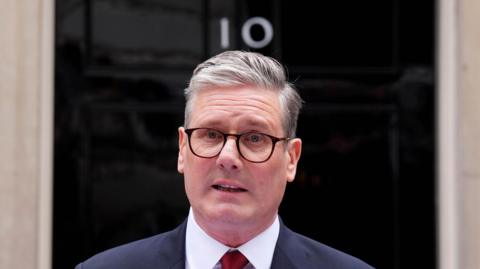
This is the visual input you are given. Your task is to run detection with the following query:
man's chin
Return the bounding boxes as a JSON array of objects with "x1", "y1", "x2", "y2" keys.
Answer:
[{"x1": 208, "y1": 206, "x2": 252, "y2": 225}]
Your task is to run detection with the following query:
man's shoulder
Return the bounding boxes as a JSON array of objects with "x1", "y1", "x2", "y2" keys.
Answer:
[
  {"x1": 275, "y1": 224, "x2": 375, "y2": 269},
  {"x1": 75, "y1": 221, "x2": 186, "y2": 269}
]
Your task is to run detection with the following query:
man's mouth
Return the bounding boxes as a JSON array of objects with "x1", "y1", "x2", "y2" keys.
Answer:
[{"x1": 212, "y1": 184, "x2": 247, "y2": 193}]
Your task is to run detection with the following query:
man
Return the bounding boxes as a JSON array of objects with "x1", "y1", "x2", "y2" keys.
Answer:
[{"x1": 76, "y1": 51, "x2": 374, "y2": 269}]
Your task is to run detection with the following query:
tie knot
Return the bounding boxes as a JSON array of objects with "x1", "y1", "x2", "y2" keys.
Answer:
[{"x1": 220, "y1": 250, "x2": 249, "y2": 269}]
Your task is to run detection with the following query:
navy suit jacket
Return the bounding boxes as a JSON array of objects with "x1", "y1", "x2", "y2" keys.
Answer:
[{"x1": 76, "y1": 220, "x2": 374, "y2": 269}]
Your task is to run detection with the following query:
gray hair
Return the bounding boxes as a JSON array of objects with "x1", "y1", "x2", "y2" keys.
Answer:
[{"x1": 184, "y1": 50, "x2": 303, "y2": 138}]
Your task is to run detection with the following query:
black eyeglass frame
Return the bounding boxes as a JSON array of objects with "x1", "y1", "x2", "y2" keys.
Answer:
[{"x1": 184, "y1": 128, "x2": 290, "y2": 163}]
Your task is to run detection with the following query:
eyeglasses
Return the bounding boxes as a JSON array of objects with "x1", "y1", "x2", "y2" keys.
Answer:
[{"x1": 184, "y1": 128, "x2": 290, "y2": 163}]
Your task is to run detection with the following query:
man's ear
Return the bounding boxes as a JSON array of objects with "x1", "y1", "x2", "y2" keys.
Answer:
[
  {"x1": 286, "y1": 138, "x2": 302, "y2": 182},
  {"x1": 177, "y1": 127, "x2": 186, "y2": 174}
]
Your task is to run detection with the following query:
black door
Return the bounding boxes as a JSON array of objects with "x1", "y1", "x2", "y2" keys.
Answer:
[{"x1": 54, "y1": 0, "x2": 436, "y2": 268}]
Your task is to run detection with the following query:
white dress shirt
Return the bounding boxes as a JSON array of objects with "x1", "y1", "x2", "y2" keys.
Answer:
[{"x1": 185, "y1": 208, "x2": 280, "y2": 269}]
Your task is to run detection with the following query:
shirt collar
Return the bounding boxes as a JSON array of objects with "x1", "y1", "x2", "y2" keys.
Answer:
[
  {"x1": 185, "y1": 208, "x2": 229, "y2": 269},
  {"x1": 185, "y1": 208, "x2": 280, "y2": 269},
  {"x1": 237, "y1": 215, "x2": 279, "y2": 269}
]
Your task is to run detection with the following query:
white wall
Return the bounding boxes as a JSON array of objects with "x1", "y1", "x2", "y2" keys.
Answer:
[
  {"x1": 439, "y1": 0, "x2": 480, "y2": 268},
  {"x1": 0, "y1": 0, "x2": 53, "y2": 268},
  {"x1": 458, "y1": 0, "x2": 480, "y2": 267}
]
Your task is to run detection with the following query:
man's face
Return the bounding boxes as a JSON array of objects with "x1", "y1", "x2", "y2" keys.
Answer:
[{"x1": 177, "y1": 86, "x2": 301, "y2": 244}]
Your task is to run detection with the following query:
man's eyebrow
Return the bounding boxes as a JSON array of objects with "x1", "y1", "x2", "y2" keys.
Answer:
[{"x1": 245, "y1": 120, "x2": 267, "y2": 127}]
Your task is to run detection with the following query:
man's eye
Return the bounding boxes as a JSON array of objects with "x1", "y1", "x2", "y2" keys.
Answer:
[
  {"x1": 206, "y1": 130, "x2": 220, "y2": 139},
  {"x1": 246, "y1": 133, "x2": 263, "y2": 143}
]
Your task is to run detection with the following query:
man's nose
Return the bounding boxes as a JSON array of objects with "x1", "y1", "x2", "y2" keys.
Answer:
[{"x1": 216, "y1": 137, "x2": 242, "y2": 171}]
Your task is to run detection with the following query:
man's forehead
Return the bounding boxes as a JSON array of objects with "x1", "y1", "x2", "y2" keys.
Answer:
[
  {"x1": 195, "y1": 86, "x2": 279, "y2": 107},
  {"x1": 188, "y1": 86, "x2": 284, "y2": 130}
]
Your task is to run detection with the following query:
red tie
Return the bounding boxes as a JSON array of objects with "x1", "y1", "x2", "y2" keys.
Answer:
[{"x1": 220, "y1": 250, "x2": 249, "y2": 269}]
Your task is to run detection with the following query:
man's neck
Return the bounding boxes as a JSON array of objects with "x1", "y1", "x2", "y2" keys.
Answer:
[{"x1": 192, "y1": 209, "x2": 277, "y2": 247}]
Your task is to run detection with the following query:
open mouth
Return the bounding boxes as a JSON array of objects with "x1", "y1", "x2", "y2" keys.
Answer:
[{"x1": 212, "y1": 184, "x2": 247, "y2": 193}]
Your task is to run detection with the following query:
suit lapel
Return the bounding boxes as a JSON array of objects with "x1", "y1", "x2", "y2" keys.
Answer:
[
  {"x1": 157, "y1": 220, "x2": 187, "y2": 269},
  {"x1": 271, "y1": 245, "x2": 298, "y2": 269},
  {"x1": 270, "y1": 222, "x2": 301, "y2": 269}
]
